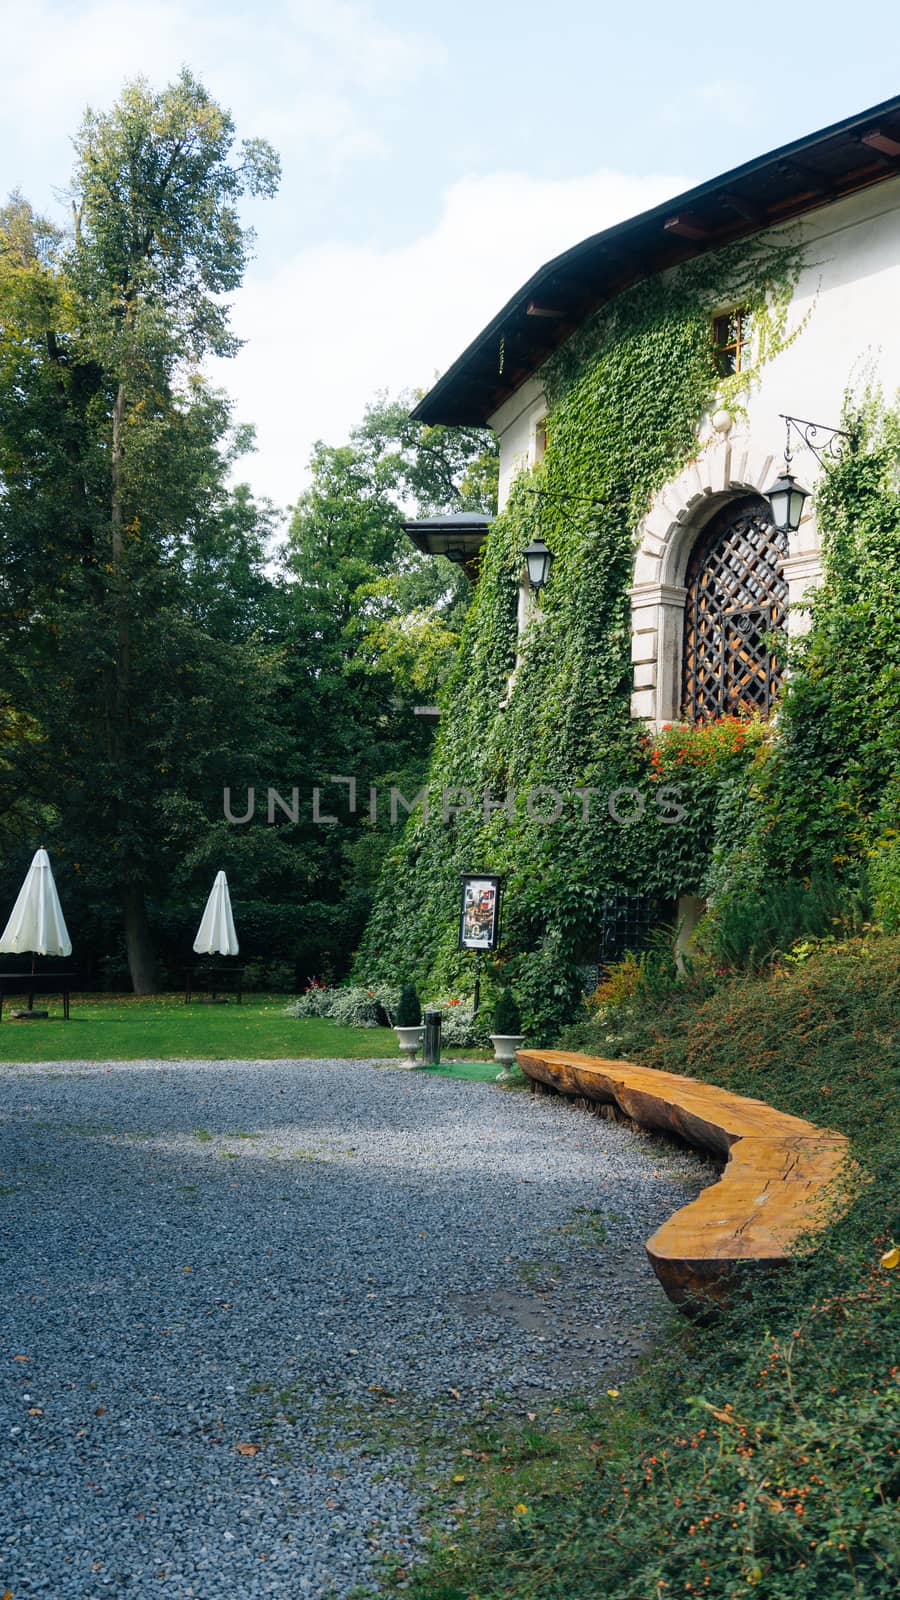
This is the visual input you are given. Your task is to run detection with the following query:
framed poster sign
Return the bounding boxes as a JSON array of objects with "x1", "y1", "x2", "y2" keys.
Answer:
[{"x1": 458, "y1": 874, "x2": 502, "y2": 952}]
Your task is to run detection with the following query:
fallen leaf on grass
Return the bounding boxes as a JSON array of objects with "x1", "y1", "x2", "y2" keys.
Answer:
[
  {"x1": 452, "y1": 1474, "x2": 466, "y2": 1483},
  {"x1": 447, "y1": 1387, "x2": 461, "y2": 1400},
  {"x1": 236, "y1": 1442, "x2": 261, "y2": 1457}
]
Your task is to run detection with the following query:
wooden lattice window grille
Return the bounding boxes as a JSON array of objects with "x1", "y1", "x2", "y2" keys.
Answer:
[{"x1": 681, "y1": 495, "x2": 788, "y2": 724}]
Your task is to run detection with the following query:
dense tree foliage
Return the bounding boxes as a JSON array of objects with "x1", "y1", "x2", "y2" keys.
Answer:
[
  {"x1": 0, "y1": 74, "x2": 281, "y2": 990},
  {"x1": 283, "y1": 394, "x2": 495, "y2": 943},
  {"x1": 0, "y1": 76, "x2": 497, "y2": 991}
]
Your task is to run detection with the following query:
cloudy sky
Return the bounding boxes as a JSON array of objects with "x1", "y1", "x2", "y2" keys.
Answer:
[{"x1": 2, "y1": 0, "x2": 897, "y2": 511}]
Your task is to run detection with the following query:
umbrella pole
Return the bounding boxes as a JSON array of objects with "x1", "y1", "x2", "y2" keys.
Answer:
[{"x1": 29, "y1": 951, "x2": 35, "y2": 1013}]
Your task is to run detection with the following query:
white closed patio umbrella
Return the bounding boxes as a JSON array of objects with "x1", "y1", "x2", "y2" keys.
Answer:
[
  {"x1": 193, "y1": 871, "x2": 239, "y2": 956},
  {"x1": 0, "y1": 847, "x2": 72, "y2": 960},
  {"x1": 0, "y1": 847, "x2": 72, "y2": 1018}
]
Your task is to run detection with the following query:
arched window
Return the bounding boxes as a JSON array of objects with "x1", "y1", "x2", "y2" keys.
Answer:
[{"x1": 681, "y1": 495, "x2": 788, "y2": 723}]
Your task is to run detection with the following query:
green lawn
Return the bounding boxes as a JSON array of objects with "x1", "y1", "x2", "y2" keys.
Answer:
[{"x1": 0, "y1": 992, "x2": 415, "y2": 1063}]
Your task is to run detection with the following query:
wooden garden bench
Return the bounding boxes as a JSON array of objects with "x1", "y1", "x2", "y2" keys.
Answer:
[{"x1": 516, "y1": 1049, "x2": 852, "y2": 1308}]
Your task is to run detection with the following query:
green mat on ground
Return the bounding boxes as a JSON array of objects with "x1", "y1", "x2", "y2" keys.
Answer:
[{"x1": 415, "y1": 1059, "x2": 505, "y2": 1082}]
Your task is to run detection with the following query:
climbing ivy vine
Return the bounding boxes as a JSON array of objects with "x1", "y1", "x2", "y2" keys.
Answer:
[
  {"x1": 701, "y1": 386, "x2": 900, "y2": 936},
  {"x1": 356, "y1": 233, "x2": 806, "y2": 1039}
]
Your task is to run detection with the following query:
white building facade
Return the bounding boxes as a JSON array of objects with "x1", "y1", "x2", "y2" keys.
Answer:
[{"x1": 412, "y1": 99, "x2": 900, "y2": 730}]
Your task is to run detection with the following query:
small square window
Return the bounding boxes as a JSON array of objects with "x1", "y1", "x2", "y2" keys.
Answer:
[{"x1": 712, "y1": 308, "x2": 753, "y2": 377}]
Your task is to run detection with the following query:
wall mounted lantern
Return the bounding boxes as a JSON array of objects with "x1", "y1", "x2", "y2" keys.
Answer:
[
  {"x1": 521, "y1": 536, "x2": 554, "y2": 593},
  {"x1": 520, "y1": 485, "x2": 609, "y2": 593},
  {"x1": 764, "y1": 413, "x2": 854, "y2": 534},
  {"x1": 765, "y1": 470, "x2": 809, "y2": 535}
]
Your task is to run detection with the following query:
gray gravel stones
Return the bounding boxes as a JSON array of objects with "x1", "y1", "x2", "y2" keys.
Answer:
[{"x1": 0, "y1": 1057, "x2": 704, "y2": 1598}]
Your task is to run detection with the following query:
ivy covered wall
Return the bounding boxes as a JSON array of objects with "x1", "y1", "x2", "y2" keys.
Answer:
[
  {"x1": 355, "y1": 235, "x2": 809, "y2": 1038},
  {"x1": 701, "y1": 390, "x2": 900, "y2": 933}
]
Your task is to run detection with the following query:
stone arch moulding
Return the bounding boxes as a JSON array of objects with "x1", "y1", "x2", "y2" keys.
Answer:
[{"x1": 628, "y1": 430, "x2": 823, "y2": 726}]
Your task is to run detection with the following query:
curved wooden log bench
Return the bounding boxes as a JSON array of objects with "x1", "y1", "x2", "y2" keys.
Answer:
[{"x1": 516, "y1": 1050, "x2": 852, "y2": 1308}]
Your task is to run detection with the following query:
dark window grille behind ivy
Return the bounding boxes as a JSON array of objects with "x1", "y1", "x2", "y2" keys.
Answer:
[{"x1": 597, "y1": 893, "x2": 660, "y2": 970}]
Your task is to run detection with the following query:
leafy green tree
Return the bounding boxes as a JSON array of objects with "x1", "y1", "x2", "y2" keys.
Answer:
[
  {"x1": 0, "y1": 83, "x2": 497, "y2": 992},
  {"x1": 287, "y1": 390, "x2": 496, "y2": 711},
  {"x1": 0, "y1": 74, "x2": 279, "y2": 990},
  {"x1": 351, "y1": 390, "x2": 498, "y2": 513},
  {"x1": 283, "y1": 393, "x2": 497, "y2": 930}
]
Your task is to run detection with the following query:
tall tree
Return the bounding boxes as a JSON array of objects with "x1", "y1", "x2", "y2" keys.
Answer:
[
  {"x1": 0, "y1": 74, "x2": 279, "y2": 990},
  {"x1": 284, "y1": 393, "x2": 497, "y2": 925}
]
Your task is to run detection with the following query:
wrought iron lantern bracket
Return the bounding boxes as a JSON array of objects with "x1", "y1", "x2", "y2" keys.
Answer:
[
  {"x1": 778, "y1": 413, "x2": 854, "y2": 470},
  {"x1": 521, "y1": 485, "x2": 607, "y2": 511},
  {"x1": 766, "y1": 412, "x2": 858, "y2": 535}
]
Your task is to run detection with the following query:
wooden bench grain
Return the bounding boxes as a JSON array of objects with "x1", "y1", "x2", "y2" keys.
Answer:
[{"x1": 516, "y1": 1049, "x2": 853, "y2": 1308}]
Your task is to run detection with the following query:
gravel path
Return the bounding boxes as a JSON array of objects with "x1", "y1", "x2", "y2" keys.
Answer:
[{"x1": 0, "y1": 1058, "x2": 705, "y2": 1598}]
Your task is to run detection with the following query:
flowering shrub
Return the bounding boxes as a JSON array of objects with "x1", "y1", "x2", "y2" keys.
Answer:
[
  {"x1": 588, "y1": 950, "x2": 647, "y2": 1010},
  {"x1": 644, "y1": 713, "x2": 768, "y2": 781},
  {"x1": 287, "y1": 984, "x2": 490, "y2": 1040},
  {"x1": 285, "y1": 981, "x2": 400, "y2": 1026},
  {"x1": 286, "y1": 977, "x2": 333, "y2": 1017},
  {"x1": 327, "y1": 986, "x2": 382, "y2": 1028}
]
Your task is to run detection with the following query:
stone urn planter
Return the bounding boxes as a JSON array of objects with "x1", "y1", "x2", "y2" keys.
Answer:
[
  {"x1": 394, "y1": 1024, "x2": 424, "y2": 1066},
  {"x1": 393, "y1": 983, "x2": 424, "y2": 1067},
  {"x1": 490, "y1": 987, "x2": 524, "y2": 1082},
  {"x1": 490, "y1": 1033, "x2": 525, "y2": 1082}
]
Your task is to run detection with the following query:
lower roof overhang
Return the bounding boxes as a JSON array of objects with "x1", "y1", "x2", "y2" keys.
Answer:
[{"x1": 402, "y1": 513, "x2": 492, "y2": 578}]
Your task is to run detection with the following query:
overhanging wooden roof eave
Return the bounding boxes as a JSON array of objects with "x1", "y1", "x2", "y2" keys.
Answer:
[{"x1": 412, "y1": 93, "x2": 900, "y2": 428}]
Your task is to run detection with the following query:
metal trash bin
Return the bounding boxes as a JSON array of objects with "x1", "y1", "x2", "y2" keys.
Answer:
[{"x1": 422, "y1": 1008, "x2": 442, "y2": 1066}]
